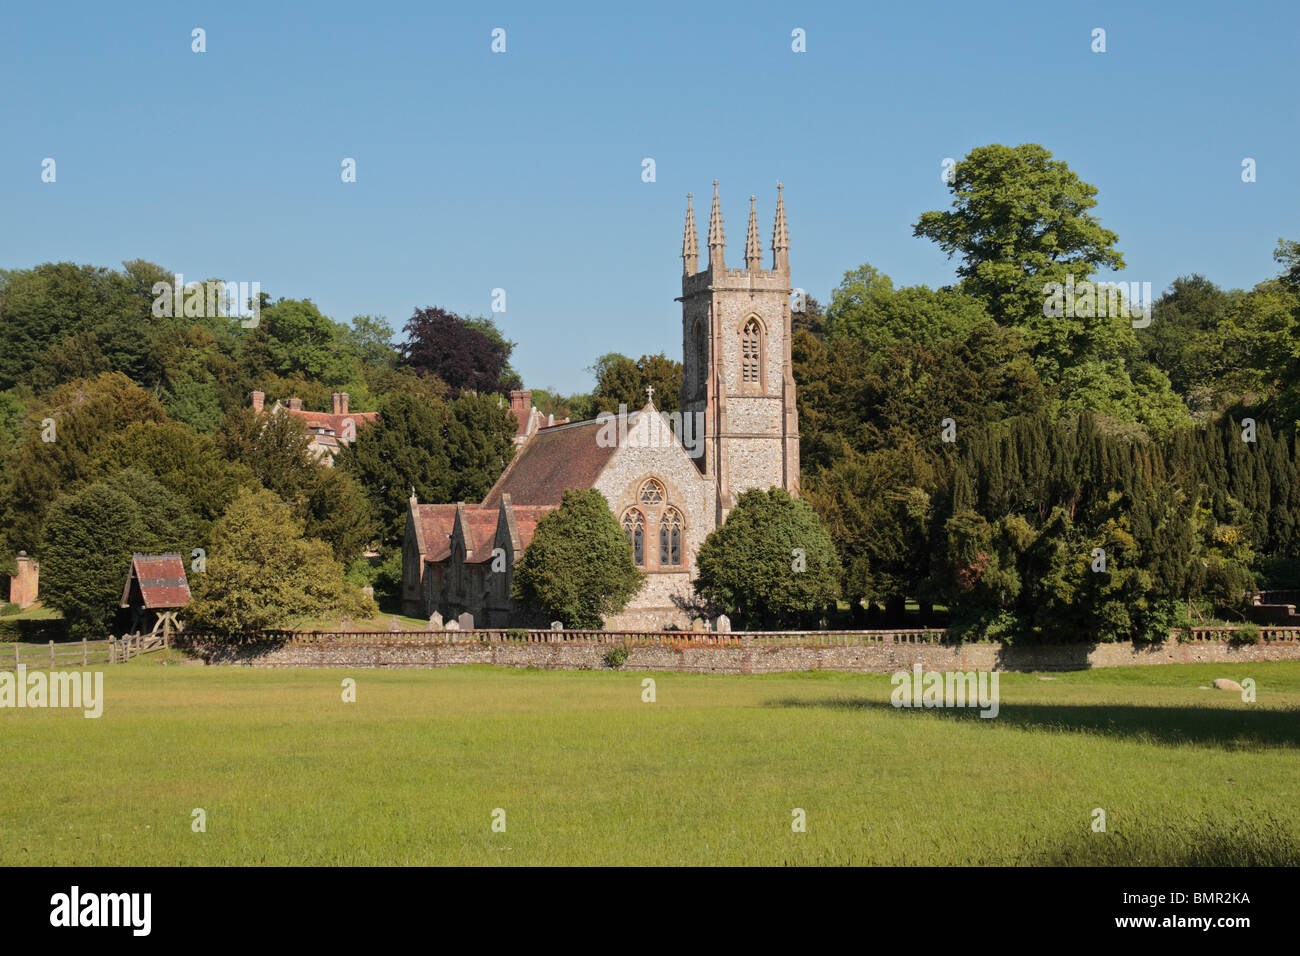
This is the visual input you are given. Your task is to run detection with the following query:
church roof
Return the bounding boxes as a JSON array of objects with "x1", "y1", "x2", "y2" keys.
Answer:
[
  {"x1": 482, "y1": 413, "x2": 636, "y2": 508},
  {"x1": 461, "y1": 507, "x2": 502, "y2": 562},
  {"x1": 414, "y1": 504, "x2": 457, "y2": 562}
]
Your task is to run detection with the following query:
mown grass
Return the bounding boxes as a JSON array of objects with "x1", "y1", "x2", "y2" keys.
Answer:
[{"x1": 2, "y1": 658, "x2": 1297, "y2": 866}]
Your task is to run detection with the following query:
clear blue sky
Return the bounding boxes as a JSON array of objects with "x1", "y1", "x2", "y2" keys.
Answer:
[{"x1": 3, "y1": 1, "x2": 1296, "y2": 394}]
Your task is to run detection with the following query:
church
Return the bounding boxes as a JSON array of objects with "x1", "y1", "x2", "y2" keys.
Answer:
[{"x1": 401, "y1": 182, "x2": 801, "y2": 628}]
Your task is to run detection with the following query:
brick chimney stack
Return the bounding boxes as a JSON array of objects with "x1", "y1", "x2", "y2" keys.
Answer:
[
  {"x1": 251, "y1": 390, "x2": 265, "y2": 413},
  {"x1": 289, "y1": 397, "x2": 302, "y2": 411},
  {"x1": 340, "y1": 392, "x2": 349, "y2": 415},
  {"x1": 332, "y1": 392, "x2": 341, "y2": 414}
]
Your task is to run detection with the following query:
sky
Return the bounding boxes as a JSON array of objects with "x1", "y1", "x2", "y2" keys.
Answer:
[{"x1": 2, "y1": 0, "x2": 1297, "y2": 394}]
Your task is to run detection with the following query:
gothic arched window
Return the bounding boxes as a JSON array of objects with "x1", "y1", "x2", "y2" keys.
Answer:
[
  {"x1": 741, "y1": 318, "x2": 762, "y2": 385},
  {"x1": 622, "y1": 509, "x2": 645, "y2": 566},
  {"x1": 639, "y1": 478, "x2": 665, "y2": 505},
  {"x1": 659, "y1": 508, "x2": 683, "y2": 567}
]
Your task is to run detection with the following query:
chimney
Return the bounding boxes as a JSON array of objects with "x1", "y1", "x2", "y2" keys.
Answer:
[
  {"x1": 289, "y1": 397, "x2": 302, "y2": 411},
  {"x1": 251, "y1": 390, "x2": 265, "y2": 414},
  {"x1": 340, "y1": 392, "x2": 349, "y2": 415},
  {"x1": 332, "y1": 392, "x2": 341, "y2": 415}
]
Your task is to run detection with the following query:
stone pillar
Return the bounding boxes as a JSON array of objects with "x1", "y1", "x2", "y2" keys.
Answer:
[{"x1": 9, "y1": 552, "x2": 39, "y2": 609}]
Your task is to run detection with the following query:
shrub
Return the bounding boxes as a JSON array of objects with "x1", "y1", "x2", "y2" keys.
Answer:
[
  {"x1": 1231, "y1": 622, "x2": 1263, "y2": 645},
  {"x1": 603, "y1": 644, "x2": 631, "y2": 669}
]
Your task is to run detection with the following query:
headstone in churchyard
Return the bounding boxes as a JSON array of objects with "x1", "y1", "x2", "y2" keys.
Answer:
[
  {"x1": 361, "y1": 585, "x2": 374, "y2": 600},
  {"x1": 458, "y1": 612, "x2": 474, "y2": 631},
  {"x1": 445, "y1": 620, "x2": 459, "y2": 631},
  {"x1": 692, "y1": 618, "x2": 706, "y2": 632},
  {"x1": 551, "y1": 621, "x2": 564, "y2": 631},
  {"x1": 428, "y1": 611, "x2": 443, "y2": 631},
  {"x1": 715, "y1": 614, "x2": 731, "y2": 633}
]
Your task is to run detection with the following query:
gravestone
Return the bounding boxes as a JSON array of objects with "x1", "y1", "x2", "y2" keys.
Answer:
[
  {"x1": 444, "y1": 620, "x2": 460, "y2": 631},
  {"x1": 715, "y1": 614, "x2": 731, "y2": 633},
  {"x1": 457, "y1": 612, "x2": 474, "y2": 631},
  {"x1": 361, "y1": 585, "x2": 374, "y2": 601},
  {"x1": 551, "y1": 621, "x2": 564, "y2": 631},
  {"x1": 427, "y1": 611, "x2": 443, "y2": 631},
  {"x1": 389, "y1": 616, "x2": 401, "y2": 632},
  {"x1": 691, "y1": 618, "x2": 706, "y2": 632}
]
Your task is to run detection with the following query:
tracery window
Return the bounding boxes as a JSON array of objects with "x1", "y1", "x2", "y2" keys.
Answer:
[
  {"x1": 639, "y1": 478, "x2": 665, "y2": 505},
  {"x1": 622, "y1": 509, "x2": 645, "y2": 566},
  {"x1": 659, "y1": 508, "x2": 683, "y2": 567},
  {"x1": 741, "y1": 318, "x2": 761, "y2": 384}
]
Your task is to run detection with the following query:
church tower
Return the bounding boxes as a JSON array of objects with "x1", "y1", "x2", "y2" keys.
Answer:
[{"x1": 678, "y1": 182, "x2": 800, "y2": 524}]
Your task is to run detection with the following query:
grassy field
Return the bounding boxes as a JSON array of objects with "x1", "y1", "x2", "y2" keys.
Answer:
[{"x1": 2, "y1": 656, "x2": 1298, "y2": 866}]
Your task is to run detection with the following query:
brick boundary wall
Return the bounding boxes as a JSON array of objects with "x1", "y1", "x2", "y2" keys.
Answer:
[{"x1": 181, "y1": 627, "x2": 1300, "y2": 674}]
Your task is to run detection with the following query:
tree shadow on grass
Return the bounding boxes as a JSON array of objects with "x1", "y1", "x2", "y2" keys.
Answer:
[
  {"x1": 763, "y1": 697, "x2": 1300, "y2": 750},
  {"x1": 1032, "y1": 812, "x2": 1300, "y2": 866}
]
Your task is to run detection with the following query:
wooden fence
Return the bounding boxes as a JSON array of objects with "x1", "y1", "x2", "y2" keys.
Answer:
[{"x1": 0, "y1": 633, "x2": 168, "y2": 671}]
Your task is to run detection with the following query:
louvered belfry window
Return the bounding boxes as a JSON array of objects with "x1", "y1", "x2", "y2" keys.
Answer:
[{"x1": 741, "y1": 318, "x2": 761, "y2": 384}]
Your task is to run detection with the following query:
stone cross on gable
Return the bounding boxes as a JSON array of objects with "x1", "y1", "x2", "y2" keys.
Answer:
[{"x1": 646, "y1": 384, "x2": 655, "y2": 403}]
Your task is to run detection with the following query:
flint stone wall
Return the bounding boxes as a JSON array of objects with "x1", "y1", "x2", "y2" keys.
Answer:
[{"x1": 193, "y1": 632, "x2": 1300, "y2": 673}]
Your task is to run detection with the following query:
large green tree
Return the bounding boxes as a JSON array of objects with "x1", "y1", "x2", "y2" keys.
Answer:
[
  {"x1": 186, "y1": 487, "x2": 375, "y2": 635},
  {"x1": 511, "y1": 489, "x2": 645, "y2": 629},
  {"x1": 694, "y1": 488, "x2": 839, "y2": 629},
  {"x1": 40, "y1": 470, "x2": 194, "y2": 638}
]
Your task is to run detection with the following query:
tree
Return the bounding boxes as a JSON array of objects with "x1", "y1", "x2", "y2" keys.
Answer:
[
  {"x1": 186, "y1": 487, "x2": 375, "y2": 635},
  {"x1": 591, "y1": 352, "x2": 683, "y2": 414},
  {"x1": 92, "y1": 420, "x2": 256, "y2": 547},
  {"x1": 694, "y1": 488, "x2": 839, "y2": 629},
  {"x1": 40, "y1": 470, "x2": 194, "y2": 638},
  {"x1": 217, "y1": 404, "x2": 375, "y2": 560},
  {"x1": 337, "y1": 386, "x2": 453, "y2": 546},
  {"x1": 444, "y1": 393, "x2": 518, "y2": 503},
  {"x1": 914, "y1": 143, "x2": 1125, "y2": 330},
  {"x1": 1, "y1": 373, "x2": 166, "y2": 554},
  {"x1": 511, "y1": 489, "x2": 645, "y2": 628},
  {"x1": 399, "y1": 307, "x2": 518, "y2": 396}
]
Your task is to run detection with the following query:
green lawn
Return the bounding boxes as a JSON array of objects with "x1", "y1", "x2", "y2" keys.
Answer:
[{"x1": 2, "y1": 657, "x2": 1298, "y2": 865}]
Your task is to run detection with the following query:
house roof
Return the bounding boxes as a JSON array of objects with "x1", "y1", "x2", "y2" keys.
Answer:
[
  {"x1": 286, "y1": 408, "x2": 379, "y2": 436},
  {"x1": 120, "y1": 554, "x2": 191, "y2": 610},
  {"x1": 482, "y1": 414, "x2": 633, "y2": 508}
]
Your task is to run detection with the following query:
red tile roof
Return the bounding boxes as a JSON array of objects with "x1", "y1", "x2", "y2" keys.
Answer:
[
  {"x1": 288, "y1": 409, "x2": 379, "y2": 436},
  {"x1": 462, "y1": 508, "x2": 502, "y2": 562},
  {"x1": 120, "y1": 554, "x2": 191, "y2": 609},
  {"x1": 415, "y1": 504, "x2": 457, "y2": 562},
  {"x1": 482, "y1": 415, "x2": 628, "y2": 508},
  {"x1": 510, "y1": 505, "x2": 555, "y2": 550}
]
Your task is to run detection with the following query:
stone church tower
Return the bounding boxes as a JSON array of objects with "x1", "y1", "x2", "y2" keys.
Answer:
[{"x1": 678, "y1": 182, "x2": 800, "y2": 524}]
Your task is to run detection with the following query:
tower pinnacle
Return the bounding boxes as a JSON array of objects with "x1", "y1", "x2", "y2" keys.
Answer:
[
  {"x1": 772, "y1": 182, "x2": 789, "y2": 274},
  {"x1": 681, "y1": 193, "x2": 699, "y2": 275},
  {"x1": 745, "y1": 195, "x2": 762, "y2": 272},
  {"x1": 707, "y1": 180, "x2": 725, "y2": 270}
]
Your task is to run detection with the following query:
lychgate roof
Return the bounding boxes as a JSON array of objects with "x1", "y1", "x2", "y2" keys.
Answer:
[{"x1": 119, "y1": 553, "x2": 191, "y2": 610}]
